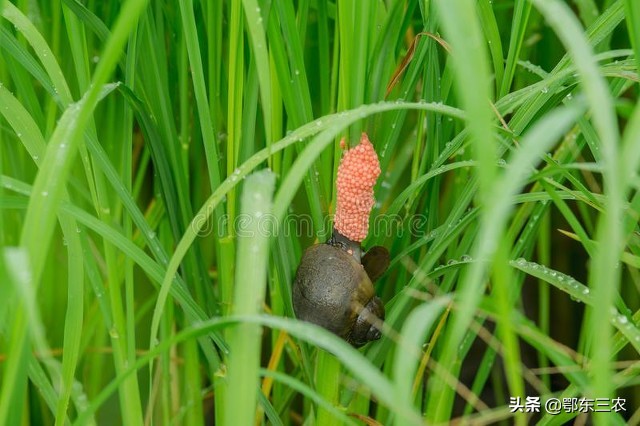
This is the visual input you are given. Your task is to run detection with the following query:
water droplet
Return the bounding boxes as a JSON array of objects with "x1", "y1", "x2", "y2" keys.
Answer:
[
  {"x1": 497, "y1": 158, "x2": 506, "y2": 166},
  {"x1": 460, "y1": 254, "x2": 472, "y2": 262},
  {"x1": 541, "y1": 87, "x2": 549, "y2": 94}
]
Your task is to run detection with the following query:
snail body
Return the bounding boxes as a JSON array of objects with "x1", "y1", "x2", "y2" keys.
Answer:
[
  {"x1": 294, "y1": 134, "x2": 386, "y2": 347},
  {"x1": 292, "y1": 233, "x2": 388, "y2": 347}
]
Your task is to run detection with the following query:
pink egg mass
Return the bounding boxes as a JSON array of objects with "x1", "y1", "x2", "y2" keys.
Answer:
[{"x1": 334, "y1": 133, "x2": 381, "y2": 242}]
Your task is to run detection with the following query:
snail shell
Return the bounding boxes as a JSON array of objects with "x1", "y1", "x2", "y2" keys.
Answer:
[{"x1": 292, "y1": 241, "x2": 387, "y2": 347}]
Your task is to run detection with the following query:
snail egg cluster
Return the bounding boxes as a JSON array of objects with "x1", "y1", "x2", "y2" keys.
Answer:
[{"x1": 334, "y1": 133, "x2": 381, "y2": 242}]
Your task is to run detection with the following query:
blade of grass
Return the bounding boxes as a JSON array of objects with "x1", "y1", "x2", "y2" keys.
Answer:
[
  {"x1": 0, "y1": 182, "x2": 215, "y2": 343},
  {"x1": 0, "y1": 252, "x2": 30, "y2": 426},
  {"x1": 77, "y1": 314, "x2": 424, "y2": 426},
  {"x1": 316, "y1": 351, "x2": 343, "y2": 425},
  {"x1": 242, "y1": 0, "x2": 272, "y2": 143},
  {"x1": 498, "y1": 0, "x2": 532, "y2": 97},
  {"x1": 267, "y1": 0, "x2": 325, "y2": 233},
  {"x1": 426, "y1": 100, "x2": 584, "y2": 421},
  {"x1": 477, "y1": 0, "x2": 505, "y2": 95},
  {"x1": 61, "y1": 6, "x2": 146, "y2": 424},
  {"x1": 12, "y1": 3, "x2": 148, "y2": 423},
  {"x1": 530, "y1": 0, "x2": 623, "y2": 413},
  {"x1": 261, "y1": 369, "x2": 357, "y2": 426},
  {"x1": 226, "y1": 0, "x2": 243, "y2": 239},
  {"x1": 510, "y1": 259, "x2": 640, "y2": 354},
  {"x1": 626, "y1": 0, "x2": 640, "y2": 65},
  {"x1": 0, "y1": 72, "x2": 90, "y2": 425},
  {"x1": 393, "y1": 297, "x2": 450, "y2": 407},
  {"x1": 428, "y1": 0, "x2": 497, "y2": 420},
  {"x1": 61, "y1": 0, "x2": 110, "y2": 42},
  {"x1": 224, "y1": 170, "x2": 276, "y2": 426}
]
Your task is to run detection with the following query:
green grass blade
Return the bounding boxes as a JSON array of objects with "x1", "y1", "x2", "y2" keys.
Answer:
[
  {"x1": 429, "y1": 0, "x2": 496, "y2": 420},
  {"x1": 393, "y1": 297, "x2": 450, "y2": 407},
  {"x1": 530, "y1": 0, "x2": 623, "y2": 411},
  {"x1": 0, "y1": 71, "x2": 89, "y2": 425},
  {"x1": 315, "y1": 350, "x2": 342, "y2": 425},
  {"x1": 626, "y1": 0, "x2": 640, "y2": 63},
  {"x1": 242, "y1": 0, "x2": 272, "y2": 143},
  {"x1": 224, "y1": 170, "x2": 276, "y2": 426},
  {"x1": 499, "y1": 0, "x2": 532, "y2": 97},
  {"x1": 477, "y1": 0, "x2": 505, "y2": 95},
  {"x1": 510, "y1": 259, "x2": 640, "y2": 354},
  {"x1": 77, "y1": 315, "x2": 424, "y2": 426},
  {"x1": 261, "y1": 369, "x2": 357, "y2": 426}
]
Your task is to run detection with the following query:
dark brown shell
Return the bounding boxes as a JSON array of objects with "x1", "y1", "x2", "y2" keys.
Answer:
[
  {"x1": 292, "y1": 244, "x2": 374, "y2": 342},
  {"x1": 361, "y1": 246, "x2": 390, "y2": 282}
]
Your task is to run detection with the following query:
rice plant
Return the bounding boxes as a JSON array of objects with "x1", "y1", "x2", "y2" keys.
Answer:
[{"x1": 1, "y1": 0, "x2": 639, "y2": 424}]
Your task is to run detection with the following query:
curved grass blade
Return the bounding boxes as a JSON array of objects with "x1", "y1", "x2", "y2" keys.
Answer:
[
  {"x1": 510, "y1": 259, "x2": 640, "y2": 354},
  {"x1": 77, "y1": 315, "x2": 423, "y2": 426}
]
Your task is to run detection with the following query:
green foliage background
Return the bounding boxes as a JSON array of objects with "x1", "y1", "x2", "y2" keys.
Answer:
[{"x1": 1, "y1": 0, "x2": 639, "y2": 424}]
